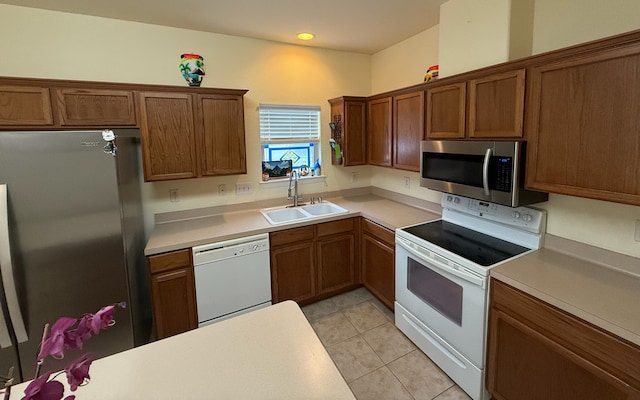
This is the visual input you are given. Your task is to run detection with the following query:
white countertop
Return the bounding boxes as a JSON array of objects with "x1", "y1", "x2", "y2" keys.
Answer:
[
  {"x1": 144, "y1": 190, "x2": 441, "y2": 255},
  {"x1": 491, "y1": 235, "x2": 640, "y2": 347},
  {"x1": 12, "y1": 301, "x2": 356, "y2": 399}
]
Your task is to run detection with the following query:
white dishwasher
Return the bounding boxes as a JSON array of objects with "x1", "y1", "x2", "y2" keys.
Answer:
[{"x1": 192, "y1": 233, "x2": 272, "y2": 327}]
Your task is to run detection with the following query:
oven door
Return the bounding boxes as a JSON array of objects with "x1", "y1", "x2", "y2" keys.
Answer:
[{"x1": 395, "y1": 235, "x2": 488, "y2": 367}]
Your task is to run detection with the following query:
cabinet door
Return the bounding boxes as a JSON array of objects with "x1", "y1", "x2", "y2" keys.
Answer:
[
  {"x1": 270, "y1": 241, "x2": 316, "y2": 304},
  {"x1": 367, "y1": 97, "x2": 393, "y2": 167},
  {"x1": 361, "y1": 221, "x2": 395, "y2": 310},
  {"x1": 425, "y1": 83, "x2": 466, "y2": 139},
  {"x1": 317, "y1": 233, "x2": 356, "y2": 295},
  {"x1": 526, "y1": 45, "x2": 640, "y2": 206},
  {"x1": 148, "y1": 249, "x2": 198, "y2": 339},
  {"x1": 138, "y1": 92, "x2": 198, "y2": 181},
  {"x1": 54, "y1": 88, "x2": 136, "y2": 126},
  {"x1": 195, "y1": 94, "x2": 247, "y2": 176},
  {"x1": 329, "y1": 98, "x2": 367, "y2": 167},
  {"x1": 488, "y1": 308, "x2": 638, "y2": 400},
  {"x1": 468, "y1": 69, "x2": 525, "y2": 138},
  {"x1": 394, "y1": 91, "x2": 424, "y2": 171},
  {"x1": 0, "y1": 85, "x2": 53, "y2": 126}
]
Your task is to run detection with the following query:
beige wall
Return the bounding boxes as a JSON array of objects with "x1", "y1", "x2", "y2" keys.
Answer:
[
  {"x1": 0, "y1": 4, "x2": 372, "y2": 236},
  {"x1": 438, "y1": 0, "x2": 512, "y2": 77},
  {"x1": 532, "y1": 0, "x2": 640, "y2": 54},
  {"x1": 371, "y1": 26, "x2": 439, "y2": 94}
]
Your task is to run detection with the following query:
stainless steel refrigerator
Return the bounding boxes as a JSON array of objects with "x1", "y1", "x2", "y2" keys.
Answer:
[{"x1": 0, "y1": 129, "x2": 150, "y2": 383}]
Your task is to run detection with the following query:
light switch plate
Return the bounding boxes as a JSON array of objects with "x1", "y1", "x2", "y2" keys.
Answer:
[
  {"x1": 635, "y1": 219, "x2": 640, "y2": 242},
  {"x1": 236, "y1": 183, "x2": 252, "y2": 195}
]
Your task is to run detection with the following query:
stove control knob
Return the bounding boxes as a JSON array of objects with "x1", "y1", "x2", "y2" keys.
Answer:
[
  {"x1": 522, "y1": 214, "x2": 534, "y2": 222},
  {"x1": 453, "y1": 197, "x2": 460, "y2": 204},
  {"x1": 511, "y1": 211, "x2": 521, "y2": 219},
  {"x1": 446, "y1": 195, "x2": 453, "y2": 202}
]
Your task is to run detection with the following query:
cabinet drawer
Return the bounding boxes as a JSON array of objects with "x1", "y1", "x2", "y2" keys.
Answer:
[
  {"x1": 491, "y1": 279, "x2": 640, "y2": 389},
  {"x1": 148, "y1": 249, "x2": 191, "y2": 274},
  {"x1": 317, "y1": 218, "x2": 354, "y2": 237},
  {"x1": 362, "y1": 219, "x2": 394, "y2": 245},
  {"x1": 269, "y1": 225, "x2": 315, "y2": 247}
]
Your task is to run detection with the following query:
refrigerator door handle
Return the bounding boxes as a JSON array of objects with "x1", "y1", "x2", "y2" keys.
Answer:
[{"x1": 0, "y1": 184, "x2": 28, "y2": 345}]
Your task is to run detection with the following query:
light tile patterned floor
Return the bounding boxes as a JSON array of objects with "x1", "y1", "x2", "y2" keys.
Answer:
[{"x1": 303, "y1": 287, "x2": 472, "y2": 400}]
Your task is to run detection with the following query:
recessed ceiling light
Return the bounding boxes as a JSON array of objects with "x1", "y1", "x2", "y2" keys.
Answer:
[{"x1": 297, "y1": 32, "x2": 315, "y2": 41}]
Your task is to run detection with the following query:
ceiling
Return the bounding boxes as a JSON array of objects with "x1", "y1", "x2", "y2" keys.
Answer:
[{"x1": 0, "y1": 0, "x2": 447, "y2": 54}]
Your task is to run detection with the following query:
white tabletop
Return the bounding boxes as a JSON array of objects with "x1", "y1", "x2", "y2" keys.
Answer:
[{"x1": 13, "y1": 301, "x2": 356, "y2": 400}]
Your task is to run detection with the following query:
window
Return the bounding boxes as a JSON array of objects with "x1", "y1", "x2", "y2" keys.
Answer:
[{"x1": 259, "y1": 104, "x2": 321, "y2": 177}]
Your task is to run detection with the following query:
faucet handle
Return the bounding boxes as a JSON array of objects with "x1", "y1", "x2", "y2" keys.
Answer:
[
  {"x1": 310, "y1": 197, "x2": 315, "y2": 204},
  {"x1": 317, "y1": 197, "x2": 323, "y2": 203}
]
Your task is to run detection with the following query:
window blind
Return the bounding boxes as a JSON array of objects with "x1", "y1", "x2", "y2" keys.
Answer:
[{"x1": 259, "y1": 104, "x2": 320, "y2": 141}]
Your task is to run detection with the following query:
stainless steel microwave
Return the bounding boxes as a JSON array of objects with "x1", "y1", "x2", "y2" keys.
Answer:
[{"x1": 420, "y1": 140, "x2": 548, "y2": 207}]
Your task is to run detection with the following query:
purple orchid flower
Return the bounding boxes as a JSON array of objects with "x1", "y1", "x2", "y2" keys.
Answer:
[
  {"x1": 37, "y1": 318, "x2": 77, "y2": 361},
  {"x1": 89, "y1": 305, "x2": 115, "y2": 335},
  {"x1": 64, "y1": 355, "x2": 93, "y2": 391},
  {"x1": 21, "y1": 371, "x2": 64, "y2": 400}
]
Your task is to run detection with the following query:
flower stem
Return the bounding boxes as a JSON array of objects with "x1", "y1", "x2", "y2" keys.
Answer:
[{"x1": 34, "y1": 323, "x2": 50, "y2": 378}]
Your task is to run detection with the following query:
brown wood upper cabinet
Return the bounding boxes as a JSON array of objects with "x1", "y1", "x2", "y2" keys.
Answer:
[
  {"x1": 425, "y1": 69, "x2": 525, "y2": 139},
  {"x1": 468, "y1": 69, "x2": 525, "y2": 138},
  {"x1": 0, "y1": 85, "x2": 54, "y2": 126},
  {"x1": 53, "y1": 88, "x2": 137, "y2": 126},
  {"x1": 425, "y1": 82, "x2": 466, "y2": 139},
  {"x1": 525, "y1": 43, "x2": 640, "y2": 206},
  {"x1": 393, "y1": 91, "x2": 425, "y2": 171},
  {"x1": 195, "y1": 93, "x2": 247, "y2": 176},
  {"x1": 138, "y1": 90, "x2": 247, "y2": 181},
  {"x1": 328, "y1": 96, "x2": 367, "y2": 166},
  {"x1": 487, "y1": 279, "x2": 640, "y2": 400},
  {"x1": 147, "y1": 249, "x2": 198, "y2": 340},
  {"x1": 138, "y1": 92, "x2": 198, "y2": 181},
  {"x1": 367, "y1": 97, "x2": 393, "y2": 167}
]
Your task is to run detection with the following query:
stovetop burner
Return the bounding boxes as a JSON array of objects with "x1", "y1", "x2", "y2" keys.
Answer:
[{"x1": 401, "y1": 220, "x2": 531, "y2": 267}]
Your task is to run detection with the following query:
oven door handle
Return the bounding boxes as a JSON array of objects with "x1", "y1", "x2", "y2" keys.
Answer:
[
  {"x1": 482, "y1": 147, "x2": 492, "y2": 196},
  {"x1": 397, "y1": 237, "x2": 485, "y2": 288}
]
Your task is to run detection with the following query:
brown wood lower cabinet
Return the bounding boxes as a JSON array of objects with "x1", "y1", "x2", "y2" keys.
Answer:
[
  {"x1": 361, "y1": 219, "x2": 395, "y2": 310},
  {"x1": 487, "y1": 279, "x2": 640, "y2": 400},
  {"x1": 147, "y1": 249, "x2": 198, "y2": 340},
  {"x1": 270, "y1": 226, "x2": 316, "y2": 303},
  {"x1": 270, "y1": 218, "x2": 359, "y2": 305}
]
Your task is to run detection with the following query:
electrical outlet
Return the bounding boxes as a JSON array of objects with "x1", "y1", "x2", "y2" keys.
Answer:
[
  {"x1": 404, "y1": 177, "x2": 410, "y2": 189},
  {"x1": 218, "y1": 184, "x2": 227, "y2": 196},
  {"x1": 236, "y1": 183, "x2": 252, "y2": 195},
  {"x1": 635, "y1": 219, "x2": 640, "y2": 242},
  {"x1": 351, "y1": 172, "x2": 358, "y2": 183},
  {"x1": 169, "y1": 189, "x2": 179, "y2": 202}
]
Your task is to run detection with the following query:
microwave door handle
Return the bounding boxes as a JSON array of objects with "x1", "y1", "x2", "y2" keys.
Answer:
[
  {"x1": 0, "y1": 184, "x2": 28, "y2": 345},
  {"x1": 482, "y1": 148, "x2": 492, "y2": 196}
]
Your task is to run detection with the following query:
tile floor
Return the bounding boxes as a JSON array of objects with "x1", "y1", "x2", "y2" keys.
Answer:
[{"x1": 302, "y1": 287, "x2": 472, "y2": 400}]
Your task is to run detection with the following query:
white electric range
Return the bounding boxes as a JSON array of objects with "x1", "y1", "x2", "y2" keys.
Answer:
[{"x1": 395, "y1": 194, "x2": 546, "y2": 400}]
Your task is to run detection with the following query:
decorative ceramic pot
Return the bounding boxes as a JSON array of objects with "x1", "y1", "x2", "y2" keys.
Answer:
[
  {"x1": 179, "y1": 53, "x2": 206, "y2": 87},
  {"x1": 424, "y1": 64, "x2": 439, "y2": 82}
]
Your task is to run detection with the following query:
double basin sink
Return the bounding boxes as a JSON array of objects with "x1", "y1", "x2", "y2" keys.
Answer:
[{"x1": 260, "y1": 201, "x2": 349, "y2": 225}]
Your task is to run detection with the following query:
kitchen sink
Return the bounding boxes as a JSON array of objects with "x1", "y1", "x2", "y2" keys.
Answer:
[
  {"x1": 300, "y1": 202, "x2": 348, "y2": 216},
  {"x1": 260, "y1": 201, "x2": 348, "y2": 225}
]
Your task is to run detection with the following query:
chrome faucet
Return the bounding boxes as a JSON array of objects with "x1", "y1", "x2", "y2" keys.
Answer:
[{"x1": 287, "y1": 170, "x2": 301, "y2": 207}]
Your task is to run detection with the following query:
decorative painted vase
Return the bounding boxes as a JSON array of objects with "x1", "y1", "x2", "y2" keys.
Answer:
[
  {"x1": 424, "y1": 64, "x2": 439, "y2": 82},
  {"x1": 179, "y1": 53, "x2": 206, "y2": 87}
]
